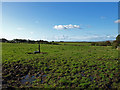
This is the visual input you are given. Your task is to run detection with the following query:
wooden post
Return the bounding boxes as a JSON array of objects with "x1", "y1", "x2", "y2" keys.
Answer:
[{"x1": 39, "y1": 42, "x2": 40, "y2": 53}]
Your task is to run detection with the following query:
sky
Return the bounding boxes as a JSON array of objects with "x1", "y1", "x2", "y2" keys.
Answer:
[
  {"x1": 1, "y1": 2, "x2": 119, "y2": 41},
  {"x1": 2, "y1": 0, "x2": 120, "y2": 2}
]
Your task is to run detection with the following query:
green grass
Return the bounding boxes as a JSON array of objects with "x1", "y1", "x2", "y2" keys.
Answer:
[
  {"x1": 2, "y1": 43, "x2": 120, "y2": 88},
  {"x1": 58, "y1": 42, "x2": 91, "y2": 46}
]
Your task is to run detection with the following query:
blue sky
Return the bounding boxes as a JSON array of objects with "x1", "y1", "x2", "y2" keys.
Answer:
[{"x1": 1, "y1": 2, "x2": 119, "y2": 41}]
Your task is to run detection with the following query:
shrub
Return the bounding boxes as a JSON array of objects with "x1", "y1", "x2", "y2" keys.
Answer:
[
  {"x1": 91, "y1": 42, "x2": 96, "y2": 46},
  {"x1": 105, "y1": 41, "x2": 111, "y2": 46},
  {"x1": 112, "y1": 41, "x2": 119, "y2": 49},
  {"x1": 91, "y1": 41, "x2": 111, "y2": 46},
  {"x1": 116, "y1": 34, "x2": 120, "y2": 44}
]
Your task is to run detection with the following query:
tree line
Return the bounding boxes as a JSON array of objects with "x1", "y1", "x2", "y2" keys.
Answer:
[
  {"x1": 91, "y1": 34, "x2": 120, "y2": 49},
  {"x1": 0, "y1": 38, "x2": 59, "y2": 45},
  {"x1": 1, "y1": 34, "x2": 120, "y2": 48}
]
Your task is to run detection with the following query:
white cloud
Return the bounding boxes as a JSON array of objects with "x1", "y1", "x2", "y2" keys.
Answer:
[
  {"x1": 53, "y1": 24, "x2": 81, "y2": 30},
  {"x1": 69, "y1": 35, "x2": 116, "y2": 41},
  {"x1": 52, "y1": 35, "x2": 116, "y2": 41},
  {"x1": 30, "y1": 32, "x2": 34, "y2": 34},
  {"x1": 54, "y1": 25, "x2": 65, "y2": 30},
  {"x1": 45, "y1": 34, "x2": 116, "y2": 41},
  {"x1": 114, "y1": 19, "x2": 120, "y2": 23},
  {"x1": 17, "y1": 27, "x2": 25, "y2": 30},
  {"x1": 41, "y1": 36, "x2": 47, "y2": 40},
  {"x1": 54, "y1": 35, "x2": 69, "y2": 40}
]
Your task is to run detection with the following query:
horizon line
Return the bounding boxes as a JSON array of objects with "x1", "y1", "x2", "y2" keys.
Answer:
[{"x1": 0, "y1": 38, "x2": 115, "y2": 42}]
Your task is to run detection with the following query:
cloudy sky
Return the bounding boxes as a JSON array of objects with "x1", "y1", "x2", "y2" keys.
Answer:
[{"x1": 1, "y1": 2, "x2": 119, "y2": 41}]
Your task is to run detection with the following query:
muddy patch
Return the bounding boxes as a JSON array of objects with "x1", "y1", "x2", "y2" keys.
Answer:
[
  {"x1": 26, "y1": 52, "x2": 48, "y2": 54},
  {"x1": 2, "y1": 61, "x2": 47, "y2": 88},
  {"x1": 20, "y1": 74, "x2": 47, "y2": 85}
]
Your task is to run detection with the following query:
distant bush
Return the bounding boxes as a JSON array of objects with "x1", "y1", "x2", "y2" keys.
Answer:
[
  {"x1": 111, "y1": 34, "x2": 120, "y2": 49},
  {"x1": 91, "y1": 41, "x2": 111, "y2": 46},
  {"x1": 112, "y1": 40, "x2": 119, "y2": 49},
  {"x1": 0, "y1": 38, "x2": 8, "y2": 42},
  {"x1": 98, "y1": 42, "x2": 106, "y2": 46},
  {"x1": 1, "y1": 38, "x2": 59, "y2": 45},
  {"x1": 105, "y1": 41, "x2": 111, "y2": 46},
  {"x1": 91, "y1": 42, "x2": 96, "y2": 46},
  {"x1": 116, "y1": 34, "x2": 120, "y2": 44},
  {"x1": 49, "y1": 42, "x2": 59, "y2": 45}
]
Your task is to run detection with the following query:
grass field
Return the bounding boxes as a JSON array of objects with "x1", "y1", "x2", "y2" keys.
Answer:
[{"x1": 2, "y1": 42, "x2": 120, "y2": 88}]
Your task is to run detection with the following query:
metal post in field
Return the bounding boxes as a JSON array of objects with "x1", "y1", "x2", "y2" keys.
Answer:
[{"x1": 39, "y1": 42, "x2": 40, "y2": 53}]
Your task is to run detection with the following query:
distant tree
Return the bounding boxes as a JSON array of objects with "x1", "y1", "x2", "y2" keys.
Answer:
[
  {"x1": 28, "y1": 40, "x2": 35, "y2": 44},
  {"x1": 91, "y1": 42, "x2": 96, "y2": 46},
  {"x1": 12, "y1": 39, "x2": 27, "y2": 43},
  {"x1": 116, "y1": 34, "x2": 120, "y2": 44},
  {"x1": 91, "y1": 41, "x2": 111, "y2": 46},
  {"x1": 13, "y1": 39, "x2": 19, "y2": 43},
  {"x1": 9, "y1": 40, "x2": 15, "y2": 43},
  {"x1": 0, "y1": 38, "x2": 8, "y2": 42},
  {"x1": 112, "y1": 40, "x2": 119, "y2": 49},
  {"x1": 105, "y1": 41, "x2": 111, "y2": 46},
  {"x1": 112, "y1": 34, "x2": 120, "y2": 49}
]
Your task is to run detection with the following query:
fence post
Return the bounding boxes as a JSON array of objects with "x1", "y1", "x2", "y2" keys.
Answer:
[{"x1": 39, "y1": 42, "x2": 40, "y2": 53}]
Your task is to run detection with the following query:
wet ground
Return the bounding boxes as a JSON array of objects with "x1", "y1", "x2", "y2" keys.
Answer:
[
  {"x1": 2, "y1": 61, "x2": 47, "y2": 88},
  {"x1": 20, "y1": 74, "x2": 47, "y2": 85}
]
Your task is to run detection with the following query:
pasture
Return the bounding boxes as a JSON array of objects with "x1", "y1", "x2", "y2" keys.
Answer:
[{"x1": 2, "y1": 42, "x2": 120, "y2": 88}]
